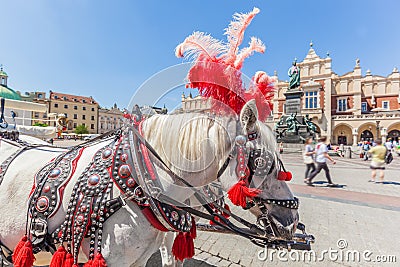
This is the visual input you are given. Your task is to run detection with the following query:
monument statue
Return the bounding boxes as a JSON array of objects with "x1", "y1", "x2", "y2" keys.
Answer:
[
  {"x1": 285, "y1": 113, "x2": 300, "y2": 133},
  {"x1": 303, "y1": 114, "x2": 317, "y2": 134},
  {"x1": 287, "y1": 59, "x2": 300, "y2": 89}
]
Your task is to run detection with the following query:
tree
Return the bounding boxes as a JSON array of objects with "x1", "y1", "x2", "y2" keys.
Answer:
[
  {"x1": 33, "y1": 122, "x2": 48, "y2": 127},
  {"x1": 74, "y1": 124, "x2": 89, "y2": 135}
]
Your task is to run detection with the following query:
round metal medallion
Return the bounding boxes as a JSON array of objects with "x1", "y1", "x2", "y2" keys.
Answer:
[
  {"x1": 36, "y1": 196, "x2": 49, "y2": 212},
  {"x1": 49, "y1": 168, "x2": 62, "y2": 179},
  {"x1": 120, "y1": 153, "x2": 128, "y2": 162},
  {"x1": 102, "y1": 148, "x2": 113, "y2": 159},
  {"x1": 43, "y1": 185, "x2": 51, "y2": 193},
  {"x1": 171, "y1": 211, "x2": 179, "y2": 221},
  {"x1": 254, "y1": 157, "x2": 267, "y2": 169},
  {"x1": 88, "y1": 174, "x2": 101, "y2": 186},
  {"x1": 118, "y1": 165, "x2": 131, "y2": 178},
  {"x1": 126, "y1": 178, "x2": 135, "y2": 188}
]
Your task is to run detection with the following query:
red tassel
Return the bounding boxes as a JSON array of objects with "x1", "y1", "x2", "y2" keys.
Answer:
[
  {"x1": 63, "y1": 253, "x2": 74, "y2": 267},
  {"x1": 171, "y1": 232, "x2": 194, "y2": 261},
  {"x1": 91, "y1": 253, "x2": 107, "y2": 267},
  {"x1": 227, "y1": 180, "x2": 261, "y2": 207},
  {"x1": 12, "y1": 235, "x2": 28, "y2": 263},
  {"x1": 50, "y1": 246, "x2": 66, "y2": 267},
  {"x1": 277, "y1": 171, "x2": 287, "y2": 181},
  {"x1": 83, "y1": 260, "x2": 93, "y2": 267},
  {"x1": 185, "y1": 233, "x2": 195, "y2": 259},
  {"x1": 285, "y1": 172, "x2": 293, "y2": 181},
  {"x1": 189, "y1": 217, "x2": 196, "y2": 239},
  {"x1": 72, "y1": 265, "x2": 79, "y2": 267},
  {"x1": 13, "y1": 240, "x2": 35, "y2": 267},
  {"x1": 171, "y1": 232, "x2": 187, "y2": 261}
]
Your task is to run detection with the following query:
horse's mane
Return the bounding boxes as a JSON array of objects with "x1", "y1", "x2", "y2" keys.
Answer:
[{"x1": 141, "y1": 112, "x2": 236, "y2": 177}]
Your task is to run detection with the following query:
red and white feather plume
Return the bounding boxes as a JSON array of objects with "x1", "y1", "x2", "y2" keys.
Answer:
[{"x1": 175, "y1": 7, "x2": 275, "y2": 119}]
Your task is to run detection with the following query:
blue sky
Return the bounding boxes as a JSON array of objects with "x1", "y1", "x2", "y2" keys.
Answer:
[{"x1": 1, "y1": 0, "x2": 399, "y2": 110}]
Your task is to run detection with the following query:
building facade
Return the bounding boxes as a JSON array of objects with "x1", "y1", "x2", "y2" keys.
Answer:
[
  {"x1": 179, "y1": 44, "x2": 400, "y2": 145},
  {"x1": 48, "y1": 91, "x2": 99, "y2": 134},
  {"x1": 98, "y1": 104, "x2": 124, "y2": 134},
  {"x1": 270, "y1": 44, "x2": 400, "y2": 145}
]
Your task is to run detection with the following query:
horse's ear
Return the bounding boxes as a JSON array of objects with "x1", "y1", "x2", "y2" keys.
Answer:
[{"x1": 240, "y1": 99, "x2": 258, "y2": 133}]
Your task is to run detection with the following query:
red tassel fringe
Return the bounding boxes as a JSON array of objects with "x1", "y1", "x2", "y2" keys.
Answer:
[
  {"x1": 63, "y1": 253, "x2": 74, "y2": 267},
  {"x1": 13, "y1": 240, "x2": 35, "y2": 267},
  {"x1": 50, "y1": 246, "x2": 66, "y2": 267},
  {"x1": 171, "y1": 232, "x2": 194, "y2": 262},
  {"x1": 91, "y1": 253, "x2": 107, "y2": 267},
  {"x1": 227, "y1": 180, "x2": 261, "y2": 207},
  {"x1": 12, "y1": 235, "x2": 28, "y2": 263},
  {"x1": 189, "y1": 217, "x2": 196, "y2": 239}
]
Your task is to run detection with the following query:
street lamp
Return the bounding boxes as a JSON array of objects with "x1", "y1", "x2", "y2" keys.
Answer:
[{"x1": 376, "y1": 120, "x2": 381, "y2": 140}]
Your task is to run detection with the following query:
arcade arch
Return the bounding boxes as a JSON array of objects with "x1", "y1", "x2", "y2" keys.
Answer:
[{"x1": 333, "y1": 124, "x2": 352, "y2": 145}]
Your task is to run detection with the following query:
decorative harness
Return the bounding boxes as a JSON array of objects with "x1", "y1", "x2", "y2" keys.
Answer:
[{"x1": 0, "y1": 122, "x2": 314, "y2": 266}]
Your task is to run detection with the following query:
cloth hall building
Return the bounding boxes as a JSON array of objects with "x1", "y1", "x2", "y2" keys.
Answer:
[{"x1": 269, "y1": 44, "x2": 400, "y2": 145}]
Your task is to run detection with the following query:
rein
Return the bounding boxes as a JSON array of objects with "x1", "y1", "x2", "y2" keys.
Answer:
[{"x1": 128, "y1": 126, "x2": 302, "y2": 247}]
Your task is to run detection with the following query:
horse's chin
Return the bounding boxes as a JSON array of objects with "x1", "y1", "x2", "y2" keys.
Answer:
[
  {"x1": 249, "y1": 204, "x2": 298, "y2": 240},
  {"x1": 269, "y1": 213, "x2": 298, "y2": 240}
]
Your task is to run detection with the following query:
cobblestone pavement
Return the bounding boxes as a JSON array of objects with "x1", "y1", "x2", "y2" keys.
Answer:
[
  {"x1": 191, "y1": 153, "x2": 400, "y2": 266},
  {"x1": 54, "y1": 140, "x2": 400, "y2": 266}
]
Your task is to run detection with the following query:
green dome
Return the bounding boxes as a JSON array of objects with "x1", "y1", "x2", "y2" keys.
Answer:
[
  {"x1": 0, "y1": 70, "x2": 7, "y2": 77},
  {"x1": 0, "y1": 85, "x2": 21, "y2": 100}
]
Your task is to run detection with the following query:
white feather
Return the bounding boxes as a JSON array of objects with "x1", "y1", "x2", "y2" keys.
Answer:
[
  {"x1": 234, "y1": 37, "x2": 265, "y2": 68},
  {"x1": 224, "y1": 7, "x2": 260, "y2": 63},
  {"x1": 175, "y1": 31, "x2": 227, "y2": 61}
]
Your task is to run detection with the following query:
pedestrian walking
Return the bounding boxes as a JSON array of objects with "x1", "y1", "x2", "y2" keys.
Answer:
[
  {"x1": 368, "y1": 139, "x2": 387, "y2": 183},
  {"x1": 303, "y1": 137, "x2": 315, "y2": 183},
  {"x1": 362, "y1": 141, "x2": 370, "y2": 160},
  {"x1": 279, "y1": 142, "x2": 284, "y2": 154},
  {"x1": 305, "y1": 136, "x2": 337, "y2": 187}
]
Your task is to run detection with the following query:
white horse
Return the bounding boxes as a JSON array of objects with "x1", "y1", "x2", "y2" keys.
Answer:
[{"x1": 0, "y1": 101, "x2": 298, "y2": 266}]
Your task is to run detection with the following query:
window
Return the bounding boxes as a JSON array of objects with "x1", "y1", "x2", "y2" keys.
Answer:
[
  {"x1": 91, "y1": 116, "x2": 95, "y2": 120},
  {"x1": 82, "y1": 99, "x2": 86, "y2": 103},
  {"x1": 73, "y1": 123, "x2": 77, "y2": 128},
  {"x1": 304, "y1": 91, "x2": 318, "y2": 109},
  {"x1": 64, "y1": 104, "x2": 68, "y2": 109},
  {"x1": 361, "y1": 102, "x2": 368, "y2": 112},
  {"x1": 83, "y1": 107, "x2": 86, "y2": 111},
  {"x1": 91, "y1": 124, "x2": 95, "y2": 129},
  {"x1": 100, "y1": 123, "x2": 104, "y2": 129},
  {"x1": 337, "y1": 98, "x2": 347, "y2": 112},
  {"x1": 73, "y1": 114, "x2": 77, "y2": 119},
  {"x1": 54, "y1": 103, "x2": 58, "y2": 108},
  {"x1": 54, "y1": 95, "x2": 58, "y2": 99},
  {"x1": 91, "y1": 107, "x2": 95, "y2": 112},
  {"x1": 382, "y1": 101, "x2": 390, "y2": 110},
  {"x1": 82, "y1": 115, "x2": 86, "y2": 120},
  {"x1": 34, "y1": 112, "x2": 39, "y2": 119},
  {"x1": 82, "y1": 123, "x2": 86, "y2": 127},
  {"x1": 37, "y1": 93, "x2": 43, "y2": 98},
  {"x1": 74, "y1": 106, "x2": 77, "y2": 110}
]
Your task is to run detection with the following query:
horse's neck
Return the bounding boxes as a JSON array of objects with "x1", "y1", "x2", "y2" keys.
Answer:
[{"x1": 141, "y1": 114, "x2": 234, "y2": 188}]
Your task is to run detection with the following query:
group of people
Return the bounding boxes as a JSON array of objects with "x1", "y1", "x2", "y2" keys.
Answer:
[{"x1": 304, "y1": 137, "x2": 393, "y2": 185}]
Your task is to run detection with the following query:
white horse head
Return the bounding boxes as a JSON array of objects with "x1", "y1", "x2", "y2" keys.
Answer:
[{"x1": 141, "y1": 100, "x2": 299, "y2": 240}]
